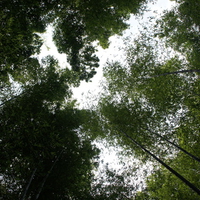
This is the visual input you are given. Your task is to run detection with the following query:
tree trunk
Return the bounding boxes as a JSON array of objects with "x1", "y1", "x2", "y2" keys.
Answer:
[
  {"x1": 144, "y1": 127, "x2": 200, "y2": 163},
  {"x1": 0, "y1": 91, "x2": 25, "y2": 107},
  {"x1": 151, "y1": 69, "x2": 200, "y2": 78},
  {"x1": 20, "y1": 168, "x2": 37, "y2": 200},
  {"x1": 119, "y1": 129, "x2": 200, "y2": 195},
  {"x1": 34, "y1": 149, "x2": 65, "y2": 200}
]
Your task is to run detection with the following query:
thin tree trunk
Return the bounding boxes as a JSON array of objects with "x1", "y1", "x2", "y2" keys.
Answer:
[
  {"x1": 0, "y1": 91, "x2": 25, "y2": 107},
  {"x1": 34, "y1": 149, "x2": 65, "y2": 200},
  {"x1": 151, "y1": 69, "x2": 200, "y2": 78},
  {"x1": 119, "y1": 129, "x2": 200, "y2": 195},
  {"x1": 144, "y1": 127, "x2": 200, "y2": 163},
  {"x1": 0, "y1": 95, "x2": 18, "y2": 107},
  {"x1": 20, "y1": 168, "x2": 37, "y2": 200}
]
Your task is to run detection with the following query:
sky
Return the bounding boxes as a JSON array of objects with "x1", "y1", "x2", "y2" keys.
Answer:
[
  {"x1": 72, "y1": 0, "x2": 176, "y2": 108},
  {"x1": 38, "y1": 0, "x2": 176, "y2": 152},
  {"x1": 38, "y1": 0, "x2": 176, "y2": 189},
  {"x1": 76, "y1": 0, "x2": 176, "y2": 182},
  {"x1": 39, "y1": 1, "x2": 176, "y2": 109}
]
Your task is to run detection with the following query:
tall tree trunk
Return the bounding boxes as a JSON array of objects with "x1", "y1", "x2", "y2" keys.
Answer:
[
  {"x1": 151, "y1": 69, "x2": 200, "y2": 78},
  {"x1": 34, "y1": 149, "x2": 65, "y2": 200},
  {"x1": 20, "y1": 168, "x2": 37, "y2": 200},
  {"x1": 0, "y1": 91, "x2": 25, "y2": 107},
  {"x1": 143, "y1": 127, "x2": 200, "y2": 163},
  {"x1": 119, "y1": 129, "x2": 200, "y2": 195}
]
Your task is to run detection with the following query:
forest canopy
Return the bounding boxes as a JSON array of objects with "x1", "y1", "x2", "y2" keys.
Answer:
[{"x1": 1, "y1": 0, "x2": 200, "y2": 199}]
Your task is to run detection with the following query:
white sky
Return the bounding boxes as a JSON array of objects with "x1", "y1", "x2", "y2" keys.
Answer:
[
  {"x1": 39, "y1": 0, "x2": 176, "y2": 191},
  {"x1": 39, "y1": 1, "x2": 175, "y2": 108},
  {"x1": 39, "y1": 0, "x2": 176, "y2": 151},
  {"x1": 72, "y1": 0, "x2": 176, "y2": 108}
]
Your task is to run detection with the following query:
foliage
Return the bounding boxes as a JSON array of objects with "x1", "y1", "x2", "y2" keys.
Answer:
[
  {"x1": 95, "y1": 1, "x2": 200, "y2": 197},
  {"x1": 0, "y1": 58, "x2": 99, "y2": 199},
  {"x1": 96, "y1": 31, "x2": 197, "y2": 158},
  {"x1": 2, "y1": 0, "x2": 200, "y2": 198},
  {"x1": 91, "y1": 164, "x2": 136, "y2": 200},
  {"x1": 1, "y1": 0, "x2": 148, "y2": 83},
  {"x1": 1, "y1": 0, "x2": 151, "y2": 197},
  {"x1": 155, "y1": 0, "x2": 200, "y2": 69},
  {"x1": 143, "y1": 135, "x2": 200, "y2": 199}
]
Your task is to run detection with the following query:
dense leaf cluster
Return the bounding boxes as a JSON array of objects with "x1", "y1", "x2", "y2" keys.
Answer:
[{"x1": 0, "y1": 0, "x2": 147, "y2": 83}]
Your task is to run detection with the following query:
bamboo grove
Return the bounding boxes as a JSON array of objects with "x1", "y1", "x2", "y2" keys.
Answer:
[{"x1": 1, "y1": 0, "x2": 200, "y2": 199}]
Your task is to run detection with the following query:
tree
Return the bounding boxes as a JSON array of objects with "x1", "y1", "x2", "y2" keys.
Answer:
[
  {"x1": 94, "y1": 9, "x2": 200, "y2": 196},
  {"x1": 0, "y1": 56, "x2": 100, "y2": 199},
  {"x1": 0, "y1": 86, "x2": 100, "y2": 200},
  {"x1": 97, "y1": 39, "x2": 194, "y2": 157},
  {"x1": 141, "y1": 81, "x2": 200, "y2": 199},
  {"x1": 1, "y1": 0, "x2": 149, "y2": 83},
  {"x1": 155, "y1": 0, "x2": 200, "y2": 70},
  {"x1": 0, "y1": 54, "x2": 140, "y2": 199},
  {"x1": 91, "y1": 164, "x2": 136, "y2": 200},
  {"x1": 119, "y1": 129, "x2": 200, "y2": 196},
  {"x1": 143, "y1": 141, "x2": 200, "y2": 199}
]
